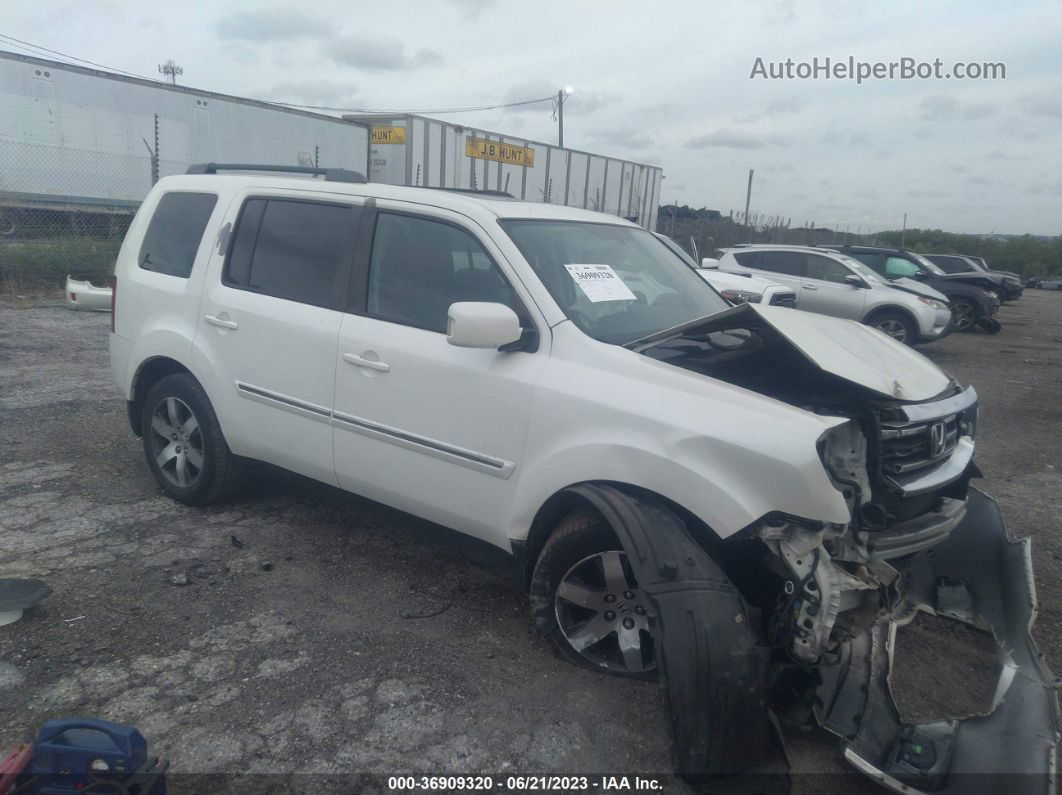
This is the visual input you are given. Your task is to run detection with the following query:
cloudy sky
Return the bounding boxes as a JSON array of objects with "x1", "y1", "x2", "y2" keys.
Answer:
[{"x1": 4, "y1": 0, "x2": 1061, "y2": 233}]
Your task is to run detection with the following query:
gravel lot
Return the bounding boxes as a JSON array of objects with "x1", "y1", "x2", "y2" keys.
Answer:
[{"x1": 1, "y1": 291, "x2": 1059, "y2": 793}]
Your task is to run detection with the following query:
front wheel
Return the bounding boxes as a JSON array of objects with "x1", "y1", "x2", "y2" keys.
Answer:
[
  {"x1": 950, "y1": 299, "x2": 980, "y2": 332},
  {"x1": 530, "y1": 509, "x2": 656, "y2": 677},
  {"x1": 141, "y1": 373, "x2": 242, "y2": 505},
  {"x1": 867, "y1": 311, "x2": 916, "y2": 346}
]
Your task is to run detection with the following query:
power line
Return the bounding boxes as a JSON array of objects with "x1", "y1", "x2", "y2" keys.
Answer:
[
  {"x1": 0, "y1": 34, "x2": 558, "y2": 116},
  {"x1": 0, "y1": 33, "x2": 157, "y2": 82}
]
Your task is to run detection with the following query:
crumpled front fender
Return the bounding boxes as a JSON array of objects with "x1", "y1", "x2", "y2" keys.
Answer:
[{"x1": 817, "y1": 488, "x2": 1060, "y2": 793}]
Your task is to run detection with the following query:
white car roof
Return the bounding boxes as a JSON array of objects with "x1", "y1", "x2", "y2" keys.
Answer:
[{"x1": 152, "y1": 174, "x2": 640, "y2": 228}]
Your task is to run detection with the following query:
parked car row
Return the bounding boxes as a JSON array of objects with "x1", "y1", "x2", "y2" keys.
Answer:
[{"x1": 660, "y1": 240, "x2": 1025, "y2": 345}]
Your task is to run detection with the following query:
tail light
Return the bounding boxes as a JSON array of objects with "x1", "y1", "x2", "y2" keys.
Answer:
[{"x1": 110, "y1": 275, "x2": 117, "y2": 332}]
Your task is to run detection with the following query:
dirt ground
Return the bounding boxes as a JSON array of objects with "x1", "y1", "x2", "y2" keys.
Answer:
[{"x1": 1, "y1": 290, "x2": 1059, "y2": 793}]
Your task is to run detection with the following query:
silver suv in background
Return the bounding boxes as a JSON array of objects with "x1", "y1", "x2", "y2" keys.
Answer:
[
  {"x1": 717, "y1": 245, "x2": 953, "y2": 345},
  {"x1": 653, "y1": 234, "x2": 797, "y2": 307}
]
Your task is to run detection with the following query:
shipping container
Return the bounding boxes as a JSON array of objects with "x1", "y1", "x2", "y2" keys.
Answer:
[
  {"x1": 0, "y1": 50, "x2": 370, "y2": 211},
  {"x1": 345, "y1": 113, "x2": 663, "y2": 231}
]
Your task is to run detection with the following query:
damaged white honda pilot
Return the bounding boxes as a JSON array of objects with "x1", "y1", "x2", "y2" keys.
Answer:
[{"x1": 110, "y1": 165, "x2": 1057, "y2": 791}]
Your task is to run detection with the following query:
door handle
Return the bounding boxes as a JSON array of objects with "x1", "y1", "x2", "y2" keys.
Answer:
[
  {"x1": 204, "y1": 314, "x2": 239, "y2": 330},
  {"x1": 802, "y1": 285, "x2": 819, "y2": 291},
  {"x1": 342, "y1": 353, "x2": 391, "y2": 373}
]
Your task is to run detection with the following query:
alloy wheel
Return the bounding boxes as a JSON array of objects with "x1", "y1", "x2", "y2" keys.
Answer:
[
  {"x1": 951, "y1": 301, "x2": 976, "y2": 331},
  {"x1": 554, "y1": 550, "x2": 656, "y2": 674},
  {"x1": 148, "y1": 396, "x2": 204, "y2": 488},
  {"x1": 875, "y1": 318, "x2": 908, "y2": 343}
]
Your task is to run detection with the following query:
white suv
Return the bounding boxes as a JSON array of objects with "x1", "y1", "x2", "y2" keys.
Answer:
[
  {"x1": 108, "y1": 165, "x2": 1052, "y2": 785},
  {"x1": 717, "y1": 245, "x2": 953, "y2": 345}
]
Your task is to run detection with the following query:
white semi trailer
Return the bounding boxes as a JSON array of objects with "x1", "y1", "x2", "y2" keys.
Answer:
[
  {"x1": 0, "y1": 50, "x2": 370, "y2": 211},
  {"x1": 346, "y1": 113, "x2": 663, "y2": 231}
]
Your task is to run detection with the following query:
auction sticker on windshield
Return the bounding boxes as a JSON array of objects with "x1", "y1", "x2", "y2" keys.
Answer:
[{"x1": 564, "y1": 264, "x2": 638, "y2": 303}]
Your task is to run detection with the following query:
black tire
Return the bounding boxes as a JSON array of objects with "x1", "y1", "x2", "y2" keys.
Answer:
[
  {"x1": 866, "y1": 310, "x2": 917, "y2": 346},
  {"x1": 141, "y1": 373, "x2": 242, "y2": 506},
  {"x1": 949, "y1": 298, "x2": 980, "y2": 332},
  {"x1": 530, "y1": 509, "x2": 656, "y2": 678}
]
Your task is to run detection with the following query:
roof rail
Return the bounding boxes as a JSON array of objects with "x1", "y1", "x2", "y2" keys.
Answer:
[
  {"x1": 185, "y1": 163, "x2": 367, "y2": 183},
  {"x1": 418, "y1": 186, "x2": 515, "y2": 198}
]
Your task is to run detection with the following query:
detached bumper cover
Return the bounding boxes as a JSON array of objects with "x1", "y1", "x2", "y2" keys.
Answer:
[{"x1": 817, "y1": 488, "x2": 1059, "y2": 793}]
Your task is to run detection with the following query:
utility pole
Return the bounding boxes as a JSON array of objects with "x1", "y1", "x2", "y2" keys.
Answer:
[
  {"x1": 556, "y1": 87, "x2": 573, "y2": 147},
  {"x1": 158, "y1": 60, "x2": 183, "y2": 85},
  {"x1": 900, "y1": 212, "x2": 908, "y2": 248}
]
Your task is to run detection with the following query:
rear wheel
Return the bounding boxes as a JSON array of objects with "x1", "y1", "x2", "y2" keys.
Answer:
[
  {"x1": 867, "y1": 311, "x2": 916, "y2": 345},
  {"x1": 141, "y1": 374, "x2": 242, "y2": 505},
  {"x1": 950, "y1": 298, "x2": 980, "y2": 332},
  {"x1": 530, "y1": 509, "x2": 656, "y2": 677}
]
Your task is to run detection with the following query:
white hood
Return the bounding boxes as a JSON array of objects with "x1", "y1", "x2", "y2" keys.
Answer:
[
  {"x1": 633, "y1": 302, "x2": 952, "y2": 402},
  {"x1": 888, "y1": 277, "x2": 949, "y2": 303}
]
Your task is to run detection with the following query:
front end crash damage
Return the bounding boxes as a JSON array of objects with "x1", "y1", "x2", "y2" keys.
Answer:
[
  {"x1": 613, "y1": 303, "x2": 1057, "y2": 787},
  {"x1": 578, "y1": 486, "x2": 1058, "y2": 791},
  {"x1": 818, "y1": 489, "x2": 1059, "y2": 794}
]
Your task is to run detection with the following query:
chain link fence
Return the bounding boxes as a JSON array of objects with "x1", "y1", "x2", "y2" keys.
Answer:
[{"x1": 0, "y1": 139, "x2": 190, "y2": 293}]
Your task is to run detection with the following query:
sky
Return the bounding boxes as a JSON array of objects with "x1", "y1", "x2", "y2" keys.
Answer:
[{"x1": 3, "y1": 0, "x2": 1061, "y2": 234}]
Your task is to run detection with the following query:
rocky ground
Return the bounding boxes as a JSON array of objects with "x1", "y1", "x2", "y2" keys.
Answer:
[{"x1": 1, "y1": 291, "x2": 1059, "y2": 793}]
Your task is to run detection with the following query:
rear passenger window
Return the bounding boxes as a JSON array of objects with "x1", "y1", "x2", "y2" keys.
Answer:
[
  {"x1": 138, "y1": 192, "x2": 218, "y2": 278},
  {"x1": 366, "y1": 213, "x2": 518, "y2": 333},
  {"x1": 225, "y1": 198, "x2": 358, "y2": 309},
  {"x1": 758, "y1": 251, "x2": 804, "y2": 276},
  {"x1": 733, "y1": 251, "x2": 761, "y2": 267}
]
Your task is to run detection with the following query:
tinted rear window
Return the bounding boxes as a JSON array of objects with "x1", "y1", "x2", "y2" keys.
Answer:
[
  {"x1": 138, "y1": 192, "x2": 218, "y2": 277},
  {"x1": 225, "y1": 198, "x2": 358, "y2": 309}
]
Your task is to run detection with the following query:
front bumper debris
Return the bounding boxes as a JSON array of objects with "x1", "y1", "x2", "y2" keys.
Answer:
[{"x1": 817, "y1": 488, "x2": 1059, "y2": 793}]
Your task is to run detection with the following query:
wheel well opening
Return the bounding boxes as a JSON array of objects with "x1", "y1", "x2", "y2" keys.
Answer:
[
  {"x1": 865, "y1": 306, "x2": 918, "y2": 329},
  {"x1": 517, "y1": 482, "x2": 724, "y2": 592},
  {"x1": 128, "y1": 357, "x2": 192, "y2": 436}
]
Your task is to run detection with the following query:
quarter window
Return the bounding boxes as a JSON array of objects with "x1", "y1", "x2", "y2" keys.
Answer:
[
  {"x1": 138, "y1": 192, "x2": 218, "y2": 278},
  {"x1": 366, "y1": 213, "x2": 518, "y2": 333},
  {"x1": 225, "y1": 198, "x2": 358, "y2": 309}
]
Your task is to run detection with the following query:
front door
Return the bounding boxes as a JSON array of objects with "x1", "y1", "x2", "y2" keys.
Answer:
[
  {"x1": 332, "y1": 204, "x2": 547, "y2": 544},
  {"x1": 798, "y1": 253, "x2": 867, "y2": 320}
]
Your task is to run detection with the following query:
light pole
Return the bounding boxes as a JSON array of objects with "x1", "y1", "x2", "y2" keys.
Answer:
[{"x1": 557, "y1": 86, "x2": 573, "y2": 147}]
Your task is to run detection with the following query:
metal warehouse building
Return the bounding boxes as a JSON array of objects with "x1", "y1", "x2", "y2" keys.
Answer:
[{"x1": 346, "y1": 114, "x2": 663, "y2": 231}]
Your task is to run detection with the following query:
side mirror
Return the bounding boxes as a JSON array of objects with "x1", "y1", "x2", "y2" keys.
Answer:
[
  {"x1": 844, "y1": 274, "x2": 867, "y2": 288},
  {"x1": 447, "y1": 302, "x2": 523, "y2": 349},
  {"x1": 700, "y1": 257, "x2": 720, "y2": 269}
]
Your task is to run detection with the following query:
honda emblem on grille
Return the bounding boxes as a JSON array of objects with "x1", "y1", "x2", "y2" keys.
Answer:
[{"x1": 929, "y1": 421, "x2": 948, "y2": 458}]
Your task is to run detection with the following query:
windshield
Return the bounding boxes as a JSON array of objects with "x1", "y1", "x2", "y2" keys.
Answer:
[
  {"x1": 501, "y1": 220, "x2": 730, "y2": 345},
  {"x1": 836, "y1": 254, "x2": 887, "y2": 284},
  {"x1": 909, "y1": 252, "x2": 947, "y2": 276}
]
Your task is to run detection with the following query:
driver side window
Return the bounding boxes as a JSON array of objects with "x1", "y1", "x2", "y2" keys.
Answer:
[
  {"x1": 805, "y1": 254, "x2": 851, "y2": 284},
  {"x1": 885, "y1": 256, "x2": 920, "y2": 278}
]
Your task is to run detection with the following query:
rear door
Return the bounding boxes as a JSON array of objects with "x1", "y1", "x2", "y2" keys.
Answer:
[
  {"x1": 193, "y1": 191, "x2": 361, "y2": 485},
  {"x1": 799, "y1": 253, "x2": 867, "y2": 320},
  {"x1": 749, "y1": 250, "x2": 805, "y2": 293},
  {"x1": 332, "y1": 202, "x2": 547, "y2": 544}
]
